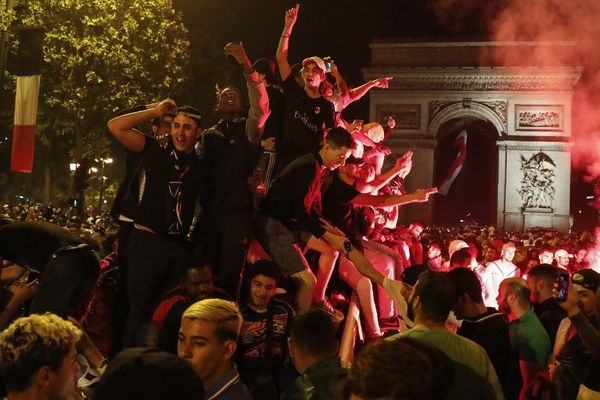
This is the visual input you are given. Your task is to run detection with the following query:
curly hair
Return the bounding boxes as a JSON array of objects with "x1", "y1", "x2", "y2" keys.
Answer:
[{"x1": 0, "y1": 313, "x2": 81, "y2": 392}]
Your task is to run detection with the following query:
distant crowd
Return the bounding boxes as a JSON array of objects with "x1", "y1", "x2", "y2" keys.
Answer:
[{"x1": 1, "y1": 3, "x2": 599, "y2": 400}]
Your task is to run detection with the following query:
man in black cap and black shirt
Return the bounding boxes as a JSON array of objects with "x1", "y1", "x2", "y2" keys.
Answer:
[{"x1": 107, "y1": 98, "x2": 205, "y2": 347}]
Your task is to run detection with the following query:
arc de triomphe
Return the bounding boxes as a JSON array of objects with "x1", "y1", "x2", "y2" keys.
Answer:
[{"x1": 363, "y1": 41, "x2": 582, "y2": 232}]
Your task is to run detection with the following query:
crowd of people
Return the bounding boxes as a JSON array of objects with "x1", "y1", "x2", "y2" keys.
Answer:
[{"x1": 1, "y1": 4, "x2": 600, "y2": 400}]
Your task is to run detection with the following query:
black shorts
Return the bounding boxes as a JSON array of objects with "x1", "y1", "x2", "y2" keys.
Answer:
[{"x1": 253, "y1": 214, "x2": 312, "y2": 277}]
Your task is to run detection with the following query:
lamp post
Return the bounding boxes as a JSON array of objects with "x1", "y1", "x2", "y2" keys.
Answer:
[{"x1": 95, "y1": 157, "x2": 112, "y2": 209}]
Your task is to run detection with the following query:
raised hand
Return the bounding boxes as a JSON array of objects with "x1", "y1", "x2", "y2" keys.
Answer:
[
  {"x1": 155, "y1": 98, "x2": 177, "y2": 117},
  {"x1": 413, "y1": 187, "x2": 438, "y2": 202},
  {"x1": 387, "y1": 115, "x2": 396, "y2": 130},
  {"x1": 372, "y1": 76, "x2": 393, "y2": 89},
  {"x1": 395, "y1": 151, "x2": 413, "y2": 175},
  {"x1": 224, "y1": 42, "x2": 252, "y2": 70},
  {"x1": 375, "y1": 143, "x2": 392, "y2": 155},
  {"x1": 284, "y1": 4, "x2": 300, "y2": 29}
]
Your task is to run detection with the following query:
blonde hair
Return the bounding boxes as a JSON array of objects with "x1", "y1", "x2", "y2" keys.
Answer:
[
  {"x1": 0, "y1": 313, "x2": 81, "y2": 392},
  {"x1": 362, "y1": 122, "x2": 385, "y2": 143},
  {"x1": 182, "y1": 299, "x2": 242, "y2": 342}
]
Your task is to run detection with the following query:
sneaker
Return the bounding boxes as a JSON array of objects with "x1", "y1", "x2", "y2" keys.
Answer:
[{"x1": 314, "y1": 299, "x2": 344, "y2": 322}]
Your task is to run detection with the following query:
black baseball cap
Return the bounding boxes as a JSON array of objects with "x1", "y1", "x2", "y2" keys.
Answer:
[{"x1": 572, "y1": 269, "x2": 600, "y2": 292}]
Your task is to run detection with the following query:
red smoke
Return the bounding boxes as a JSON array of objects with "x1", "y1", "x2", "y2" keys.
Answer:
[{"x1": 427, "y1": 0, "x2": 600, "y2": 270}]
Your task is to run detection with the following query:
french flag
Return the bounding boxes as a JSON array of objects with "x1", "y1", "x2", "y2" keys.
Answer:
[
  {"x1": 10, "y1": 75, "x2": 40, "y2": 173},
  {"x1": 438, "y1": 129, "x2": 467, "y2": 196}
]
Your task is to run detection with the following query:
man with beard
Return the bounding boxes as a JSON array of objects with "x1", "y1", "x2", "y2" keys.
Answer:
[
  {"x1": 497, "y1": 277, "x2": 551, "y2": 399},
  {"x1": 449, "y1": 267, "x2": 521, "y2": 400},
  {"x1": 526, "y1": 264, "x2": 566, "y2": 345},
  {"x1": 483, "y1": 241, "x2": 521, "y2": 308},
  {"x1": 390, "y1": 270, "x2": 505, "y2": 400},
  {"x1": 554, "y1": 248, "x2": 571, "y2": 272}
]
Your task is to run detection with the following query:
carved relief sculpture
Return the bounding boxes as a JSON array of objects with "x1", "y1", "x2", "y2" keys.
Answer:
[
  {"x1": 517, "y1": 152, "x2": 556, "y2": 209},
  {"x1": 515, "y1": 104, "x2": 564, "y2": 131}
]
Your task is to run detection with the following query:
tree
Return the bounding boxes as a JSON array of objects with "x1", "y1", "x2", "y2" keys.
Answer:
[{"x1": 1, "y1": 0, "x2": 190, "y2": 202}]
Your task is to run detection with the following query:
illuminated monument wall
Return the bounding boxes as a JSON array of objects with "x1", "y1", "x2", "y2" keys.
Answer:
[{"x1": 364, "y1": 42, "x2": 582, "y2": 232}]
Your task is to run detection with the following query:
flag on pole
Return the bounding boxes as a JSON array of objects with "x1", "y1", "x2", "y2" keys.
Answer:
[
  {"x1": 438, "y1": 129, "x2": 467, "y2": 196},
  {"x1": 10, "y1": 75, "x2": 41, "y2": 173}
]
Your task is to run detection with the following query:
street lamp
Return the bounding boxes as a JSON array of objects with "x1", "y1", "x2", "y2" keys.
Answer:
[{"x1": 96, "y1": 157, "x2": 113, "y2": 209}]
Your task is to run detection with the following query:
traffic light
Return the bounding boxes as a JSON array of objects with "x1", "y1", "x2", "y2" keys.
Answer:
[{"x1": 73, "y1": 159, "x2": 89, "y2": 191}]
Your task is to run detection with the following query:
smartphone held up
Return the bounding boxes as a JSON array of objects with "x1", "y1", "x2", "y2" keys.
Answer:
[{"x1": 556, "y1": 273, "x2": 569, "y2": 303}]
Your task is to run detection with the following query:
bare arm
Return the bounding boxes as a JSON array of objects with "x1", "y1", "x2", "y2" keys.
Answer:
[
  {"x1": 347, "y1": 248, "x2": 385, "y2": 285},
  {"x1": 0, "y1": 280, "x2": 37, "y2": 330},
  {"x1": 0, "y1": 263, "x2": 26, "y2": 282},
  {"x1": 348, "y1": 76, "x2": 392, "y2": 104},
  {"x1": 559, "y1": 283, "x2": 600, "y2": 356},
  {"x1": 316, "y1": 218, "x2": 385, "y2": 284},
  {"x1": 276, "y1": 4, "x2": 299, "y2": 82},
  {"x1": 329, "y1": 64, "x2": 351, "y2": 109},
  {"x1": 355, "y1": 151, "x2": 413, "y2": 193},
  {"x1": 351, "y1": 187, "x2": 437, "y2": 207},
  {"x1": 107, "y1": 100, "x2": 176, "y2": 152}
]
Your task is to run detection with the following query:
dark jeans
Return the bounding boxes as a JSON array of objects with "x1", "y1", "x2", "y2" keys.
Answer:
[
  {"x1": 30, "y1": 247, "x2": 99, "y2": 317},
  {"x1": 194, "y1": 212, "x2": 251, "y2": 299},
  {"x1": 123, "y1": 229, "x2": 185, "y2": 347},
  {"x1": 109, "y1": 221, "x2": 133, "y2": 357}
]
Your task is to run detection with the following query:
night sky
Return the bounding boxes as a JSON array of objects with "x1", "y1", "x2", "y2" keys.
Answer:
[
  {"x1": 173, "y1": 0, "x2": 453, "y2": 83},
  {"x1": 173, "y1": 0, "x2": 597, "y2": 229}
]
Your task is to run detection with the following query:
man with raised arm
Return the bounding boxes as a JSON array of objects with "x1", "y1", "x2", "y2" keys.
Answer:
[
  {"x1": 275, "y1": 4, "x2": 335, "y2": 169},
  {"x1": 107, "y1": 99, "x2": 206, "y2": 347},
  {"x1": 198, "y1": 42, "x2": 269, "y2": 298}
]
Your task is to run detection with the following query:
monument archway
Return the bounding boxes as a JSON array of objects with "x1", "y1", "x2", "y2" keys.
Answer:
[
  {"x1": 363, "y1": 41, "x2": 582, "y2": 231},
  {"x1": 434, "y1": 117, "x2": 498, "y2": 226}
]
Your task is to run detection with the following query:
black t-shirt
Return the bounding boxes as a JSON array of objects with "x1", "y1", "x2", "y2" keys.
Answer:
[
  {"x1": 110, "y1": 148, "x2": 143, "y2": 220},
  {"x1": 238, "y1": 299, "x2": 294, "y2": 370},
  {"x1": 321, "y1": 173, "x2": 362, "y2": 248},
  {"x1": 261, "y1": 152, "x2": 327, "y2": 238},
  {"x1": 458, "y1": 308, "x2": 522, "y2": 400},
  {"x1": 278, "y1": 76, "x2": 334, "y2": 168},
  {"x1": 203, "y1": 119, "x2": 260, "y2": 214},
  {"x1": 135, "y1": 139, "x2": 205, "y2": 238},
  {"x1": 0, "y1": 221, "x2": 84, "y2": 271},
  {"x1": 533, "y1": 297, "x2": 567, "y2": 346},
  {"x1": 110, "y1": 104, "x2": 147, "y2": 220}
]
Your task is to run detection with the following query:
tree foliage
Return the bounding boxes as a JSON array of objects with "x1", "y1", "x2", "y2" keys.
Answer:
[{"x1": 1, "y1": 0, "x2": 190, "y2": 201}]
